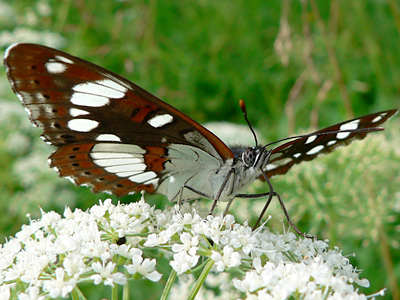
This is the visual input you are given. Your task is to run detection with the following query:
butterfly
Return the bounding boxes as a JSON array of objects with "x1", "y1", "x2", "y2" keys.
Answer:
[{"x1": 4, "y1": 43, "x2": 397, "y2": 236}]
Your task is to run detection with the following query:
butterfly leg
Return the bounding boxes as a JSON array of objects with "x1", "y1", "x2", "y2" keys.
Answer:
[
  {"x1": 236, "y1": 191, "x2": 316, "y2": 239},
  {"x1": 177, "y1": 185, "x2": 212, "y2": 207},
  {"x1": 236, "y1": 171, "x2": 317, "y2": 239},
  {"x1": 174, "y1": 182, "x2": 211, "y2": 218},
  {"x1": 270, "y1": 192, "x2": 316, "y2": 239},
  {"x1": 212, "y1": 168, "x2": 235, "y2": 215},
  {"x1": 177, "y1": 169, "x2": 235, "y2": 215}
]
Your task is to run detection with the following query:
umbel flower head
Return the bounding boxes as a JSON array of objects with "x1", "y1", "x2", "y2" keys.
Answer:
[{"x1": 0, "y1": 193, "x2": 377, "y2": 300}]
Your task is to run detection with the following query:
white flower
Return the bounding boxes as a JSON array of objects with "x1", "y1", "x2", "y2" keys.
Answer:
[
  {"x1": 63, "y1": 254, "x2": 87, "y2": 277},
  {"x1": 109, "y1": 212, "x2": 142, "y2": 236},
  {"x1": 80, "y1": 241, "x2": 111, "y2": 261},
  {"x1": 171, "y1": 212, "x2": 202, "y2": 231},
  {"x1": 89, "y1": 198, "x2": 114, "y2": 218},
  {"x1": 123, "y1": 198, "x2": 152, "y2": 219},
  {"x1": 143, "y1": 233, "x2": 159, "y2": 247},
  {"x1": 233, "y1": 257, "x2": 370, "y2": 299},
  {"x1": 211, "y1": 246, "x2": 241, "y2": 272},
  {"x1": 0, "y1": 197, "x2": 372, "y2": 299},
  {"x1": 0, "y1": 239, "x2": 21, "y2": 270},
  {"x1": 42, "y1": 268, "x2": 75, "y2": 298},
  {"x1": 172, "y1": 233, "x2": 199, "y2": 253},
  {"x1": 17, "y1": 286, "x2": 44, "y2": 300},
  {"x1": 144, "y1": 228, "x2": 175, "y2": 247},
  {"x1": 110, "y1": 244, "x2": 142, "y2": 259},
  {"x1": 170, "y1": 251, "x2": 200, "y2": 275},
  {"x1": 0, "y1": 285, "x2": 11, "y2": 300},
  {"x1": 125, "y1": 256, "x2": 161, "y2": 282},
  {"x1": 38, "y1": 211, "x2": 61, "y2": 228},
  {"x1": 193, "y1": 215, "x2": 225, "y2": 245},
  {"x1": 90, "y1": 261, "x2": 126, "y2": 287}
]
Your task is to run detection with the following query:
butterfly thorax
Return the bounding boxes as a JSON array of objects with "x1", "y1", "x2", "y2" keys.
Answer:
[{"x1": 155, "y1": 144, "x2": 270, "y2": 203}]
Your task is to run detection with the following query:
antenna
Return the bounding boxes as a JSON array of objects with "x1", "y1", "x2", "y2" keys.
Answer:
[{"x1": 239, "y1": 100, "x2": 258, "y2": 147}]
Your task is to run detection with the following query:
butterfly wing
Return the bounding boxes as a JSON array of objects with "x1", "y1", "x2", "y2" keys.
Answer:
[
  {"x1": 264, "y1": 109, "x2": 398, "y2": 178},
  {"x1": 4, "y1": 43, "x2": 234, "y2": 198}
]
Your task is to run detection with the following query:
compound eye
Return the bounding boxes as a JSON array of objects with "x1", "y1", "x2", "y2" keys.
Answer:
[{"x1": 242, "y1": 147, "x2": 257, "y2": 167}]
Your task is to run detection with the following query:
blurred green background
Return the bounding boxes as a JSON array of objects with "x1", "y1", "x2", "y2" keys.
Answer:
[{"x1": 0, "y1": 0, "x2": 399, "y2": 299}]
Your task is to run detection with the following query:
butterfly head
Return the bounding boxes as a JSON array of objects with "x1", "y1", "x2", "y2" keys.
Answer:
[{"x1": 241, "y1": 146, "x2": 272, "y2": 171}]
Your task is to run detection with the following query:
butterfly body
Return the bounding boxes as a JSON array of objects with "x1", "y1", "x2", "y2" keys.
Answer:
[{"x1": 4, "y1": 43, "x2": 397, "y2": 211}]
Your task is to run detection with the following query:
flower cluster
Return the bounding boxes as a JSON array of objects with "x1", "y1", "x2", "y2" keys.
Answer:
[
  {"x1": 0, "y1": 197, "x2": 161, "y2": 299},
  {"x1": 0, "y1": 194, "x2": 375, "y2": 299}
]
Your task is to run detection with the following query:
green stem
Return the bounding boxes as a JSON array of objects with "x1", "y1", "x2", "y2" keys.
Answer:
[
  {"x1": 160, "y1": 269, "x2": 177, "y2": 300},
  {"x1": 111, "y1": 284, "x2": 119, "y2": 300},
  {"x1": 71, "y1": 287, "x2": 88, "y2": 300},
  {"x1": 71, "y1": 289, "x2": 80, "y2": 300},
  {"x1": 187, "y1": 259, "x2": 215, "y2": 300},
  {"x1": 122, "y1": 270, "x2": 130, "y2": 300}
]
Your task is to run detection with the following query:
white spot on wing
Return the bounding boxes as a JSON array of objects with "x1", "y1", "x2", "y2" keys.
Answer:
[
  {"x1": 55, "y1": 55, "x2": 73, "y2": 64},
  {"x1": 129, "y1": 171, "x2": 157, "y2": 183},
  {"x1": 148, "y1": 114, "x2": 174, "y2": 128},
  {"x1": 52, "y1": 166, "x2": 60, "y2": 174},
  {"x1": 336, "y1": 131, "x2": 350, "y2": 139},
  {"x1": 4, "y1": 43, "x2": 19, "y2": 60},
  {"x1": 305, "y1": 135, "x2": 317, "y2": 144},
  {"x1": 36, "y1": 93, "x2": 47, "y2": 102},
  {"x1": 146, "y1": 178, "x2": 159, "y2": 186},
  {"x1": 45, "y1": 62, "x2": 67, "y2": 74},
  {"x1": 372, "y1": 115, "x2": 384, "y2": 123},
  {"x1": 116, "y1": 171, "x2": 143, "y2": 177},
  {"x1": 340, "y1": 119, "x2": 360, "y2": 131},
  {"x1": 105, "y1": 164, "x2": 146, "y2": 173},
  {"x1": 73, "y1": 82, "x2": 125, "y2": 99},
  {"x1": 71, "y1": 92, "x2": 110, "y2": 107},
  {"x1": 65, "y1": 176, "x2": 77, "y2": 184},
  {"x1": 92, "y1": 143, "x2": 146, "y2": 154},
  {"x1": 293, "y1": 153, "x2": 301, "y2": 158},
  {"x1": 266, "y1": 164, "x2": 277, "y2": 170},
  {"x1": 23, "y1": 106, "x2": 32, "y2": 118},
  {"x1": 16, "y1": 92, "x2": 26, "y2": 103},
  {"x1": 94, "y1": 157, "x2": 143, "y2": 167},
  {"x1": 91, "y1": 152, "x2": 135, "y2": 159},
  {"x1": 67, "y1": 119, "x2": 99, "y2": 132},
  {"x1": 97, "y1": 79, "x2": 128, "y2": 93},
  {"x1": 306, "y1": 145, "x2": 324, "y2": 155},
  {"x1": 96, "y1": 134, "x2": 121, "y2": 142},
  {"x1": 327, "y1": 140, "x2": 337, "y2": 146},
  {"x1": 70, "y1": 108, "x2": 90, "y2": 117},
  {"x1": 336, "y1": 119, "x2": 360, "y2": 139}
]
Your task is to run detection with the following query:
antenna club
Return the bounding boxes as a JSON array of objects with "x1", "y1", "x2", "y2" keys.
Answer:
[{"x1": 239, "y1": 99, "x2": 247, "y2": 114}]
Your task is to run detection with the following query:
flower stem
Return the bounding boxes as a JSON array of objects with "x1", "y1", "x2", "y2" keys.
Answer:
[
  {"x1": 187, "y1": 259, "x2": 215, "y2": 300},
  {"x1": 123, "y1": 270, "x2": 130, "y2": 300},
  {"x1": 71, "y1": 287, "x2": 88, "y2": 300},
  {"x1": 160, "y1": 269, "x2": 177, "y2": 300},
  {"x1": 112, "y1": 284, "x2": 119, "y2": 300}
]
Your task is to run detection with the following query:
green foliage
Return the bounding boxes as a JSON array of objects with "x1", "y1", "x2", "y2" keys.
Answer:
[{"x1": 0, "y1": 0, "x2": 399, "y2": 299}]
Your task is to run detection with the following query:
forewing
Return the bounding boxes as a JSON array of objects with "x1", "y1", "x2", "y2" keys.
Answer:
[
  {"x1": 264, "y1": 109, "x2": 398, "y2": 178},
  {"x1": 4, "y1": 43, "x2": 233, "y2": 197}
]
